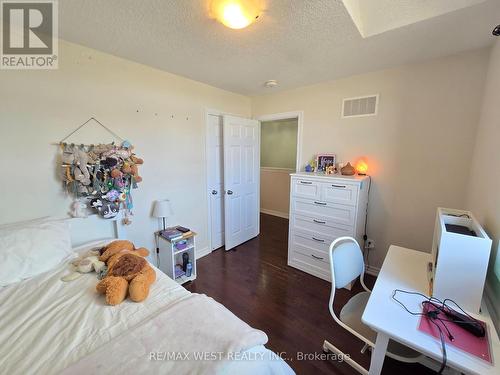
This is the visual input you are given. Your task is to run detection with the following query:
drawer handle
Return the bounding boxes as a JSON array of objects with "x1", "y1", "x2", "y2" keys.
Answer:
[
  {"x1": 300, "y1": 181, "x2": 312, "y2": 185},
  {"x1": 311, "y1": 254, "x2": 324, "y2": 260},
  {"x1": 332, "y1": 184, "x2": 346, "y2": 188},
  {"x1": 313, "y1": 219, "x2": 326, "y2": 224},
  {"x1": 314, "y1": 201, "x2": 327, "y2": 205},
  {"x1": 312, "y1": 237, "x2": 325, "y2": 242}
]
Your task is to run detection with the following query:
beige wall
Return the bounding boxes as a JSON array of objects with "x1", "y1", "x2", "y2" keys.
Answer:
[
  {"x1": 260, "y1": 118, "x2": 297, "y2": 217},
  {"x1": 252, "y1": 49, "x2": 489, "y2": 270},
  {"x1": 466, "y1": 40, "x2": 500, "y2": 329},
  {"x1": 0, "y1": 37, "x2": 495, "y2": 286},
  {"x1": 260, "y1": 169, "x2": 292, "y2": 217},
  {"x1": 0, "y1": 40, "x2": 251, "y2": 260},
  {"x1": 261, "y1": 119, "x2": 298, "y2": 169}
]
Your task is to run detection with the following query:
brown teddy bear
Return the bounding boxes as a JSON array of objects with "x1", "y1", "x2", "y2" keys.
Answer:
[{"x1": 96, "y1": 240, "x2": 156, "y2": 305}]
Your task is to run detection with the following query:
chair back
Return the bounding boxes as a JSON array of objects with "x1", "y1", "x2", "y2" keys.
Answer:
[{"x1": 329, "y1": 236, "x2": 365, "y2": 289}]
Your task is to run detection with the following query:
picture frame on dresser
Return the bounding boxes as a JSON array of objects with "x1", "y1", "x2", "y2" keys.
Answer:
[
  {"x1": 316, "y1": 154, "x2": 336, "y2": 172},
  {"x1": 288, "y1": 172, "x2": 369, "y2": 286}
]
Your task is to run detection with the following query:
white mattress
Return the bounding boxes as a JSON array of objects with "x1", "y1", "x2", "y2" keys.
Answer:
[{"x1": 0, "y1": 241, "x2": 293, "y2": 375}]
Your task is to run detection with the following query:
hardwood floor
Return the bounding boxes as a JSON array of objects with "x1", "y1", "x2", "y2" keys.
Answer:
[{"x1": 185, "y1": 214, "x2": 435, "y2": 375}]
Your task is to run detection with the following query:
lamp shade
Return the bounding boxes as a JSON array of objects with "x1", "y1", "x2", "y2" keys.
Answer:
[{"x1": 153, "y1": 199, "x2": 173, "y2": 218}]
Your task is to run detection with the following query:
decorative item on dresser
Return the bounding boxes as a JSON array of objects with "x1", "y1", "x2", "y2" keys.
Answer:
[
  {"x1": 355, "y1": 159, "x2": 369, "y2": 175},
  {"x1": 340, "y1": 162, "x2": 356, "y2": 176},
  {"x1": 156, "y1": 227, "x2": 197, "y2": 284},
  {"x1": 315, "y1": 153, "x2": 336, "y2": 172},
  {"x1": 288, "y1": 172, "x2": 370, "y2": 282}
]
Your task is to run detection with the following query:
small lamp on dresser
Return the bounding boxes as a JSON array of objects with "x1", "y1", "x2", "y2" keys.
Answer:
[{"x1": 153, "y1": 199, "x2": 173, "y2": 231}]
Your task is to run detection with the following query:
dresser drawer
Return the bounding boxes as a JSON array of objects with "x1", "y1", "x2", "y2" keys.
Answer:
[
  {"x1": 290, "y1": 248, "x2": 330, "y2": 273},
  {"x1": 322, "y1": 182, "x2": 358, "y2": 206},
  {"x1": 291, "y1": 214, "x2": 354, "y2": 238},
  {"x1": 292, "y1": 229, "x2": 332, "y2": 254},
  {"x1": 291, "y1": 179, "x2": 320, "y2": 200},
  {"x1": 292, "y1": 199, "x2": 356, "y2": 226}
]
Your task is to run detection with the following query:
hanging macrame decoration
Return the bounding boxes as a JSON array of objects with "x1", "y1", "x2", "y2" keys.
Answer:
[{"x1": 58, "y1": 118, "x2": 143, "y2": 224}]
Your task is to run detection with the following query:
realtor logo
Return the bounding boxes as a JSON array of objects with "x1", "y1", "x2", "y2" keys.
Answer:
[{"x1": 1, "y1": 0, "x2": 58, "y2": 69}]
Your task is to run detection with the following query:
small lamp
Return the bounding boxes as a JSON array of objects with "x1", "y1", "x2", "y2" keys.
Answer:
[
  {"x1": 356, "y1": 160, "x2": 368, "y2": 175},
  {"x1": 153, "y1": 199, "x2": 173, "y2": 231}
]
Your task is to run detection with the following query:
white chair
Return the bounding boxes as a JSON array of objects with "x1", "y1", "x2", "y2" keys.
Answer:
[{"x1": 323, "y1": 236, "x2": 422, "y2": 374}]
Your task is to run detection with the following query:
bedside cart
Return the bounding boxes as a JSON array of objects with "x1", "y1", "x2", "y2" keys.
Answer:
[{"x1": 156, "y1": 229, "x2": 197, "y2": 284}]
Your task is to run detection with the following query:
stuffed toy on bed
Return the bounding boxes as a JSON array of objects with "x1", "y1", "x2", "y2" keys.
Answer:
[
  {"x1": 60, "y1": 249, "x2": 107, "y2": 282},
  {"x1": 96, "y1": 240, "x2": 156, "y2": 305}
]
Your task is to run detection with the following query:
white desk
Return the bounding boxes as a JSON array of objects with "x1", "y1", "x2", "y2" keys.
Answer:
[{"x1": 362, "y1": 245, "x2": 500, "y2": 375}]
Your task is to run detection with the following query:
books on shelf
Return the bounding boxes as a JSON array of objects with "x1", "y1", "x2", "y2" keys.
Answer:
[
  {"x1": 160, "y1": 226, "x2": 194, "y2": 242},
  {"x1": 176, "y1": 226, "x2": 193, "y2": 238},
  {"x1": 174, "y1": 265, "x2": 185, "y2": 278},
  {"x1": 160, "y1": 228, "x2": 183, "y2": 241}
]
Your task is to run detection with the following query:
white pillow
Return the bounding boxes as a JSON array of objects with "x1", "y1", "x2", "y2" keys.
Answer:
[
  {"x1": 0, "y1": 219, "x2": 74, "y2": 286},
  {"x1": 0, "y1": 216, "x2": 51, "y2": 230}
]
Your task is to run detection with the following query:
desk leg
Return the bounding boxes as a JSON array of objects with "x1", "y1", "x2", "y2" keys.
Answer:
[{"x1": 368, "y1": 333, "x2": 389, "y2": 375}]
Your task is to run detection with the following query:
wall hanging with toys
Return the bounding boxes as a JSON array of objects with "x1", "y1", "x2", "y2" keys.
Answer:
[{"x1": 57, "y1": 117, "x2": 144, "y2": 223}]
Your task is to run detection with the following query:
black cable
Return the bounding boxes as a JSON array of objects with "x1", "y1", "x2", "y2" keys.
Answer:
[
  {"x1": 432, "y1": 320, "x2": 447, "y2": 374},
  {"x1": 442, "y1": 299, "x2": 477, "y2": 322},
  {"x1": 154, "y1": 232, "x2": 160, "y2": 268},
  {"x1": 392, "y1": 290, "x2": 487, "y2": 373},
  {"x1": 434, "y1": 315, "x2": 455, "y2": 342},
  {"x1": 391, "y1": 290, "x2": 450, "y2": 373},
  {"x1": 425, "y1": 300, "x2": 483, "y2": 328},
  {"x1": 391, "y1": 290, "x2": 442, "y2": 316}
]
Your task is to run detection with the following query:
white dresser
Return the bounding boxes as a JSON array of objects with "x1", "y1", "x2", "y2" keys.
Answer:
[{"x1": 288, "y1": 172, "x2": 370, "y2": 281}]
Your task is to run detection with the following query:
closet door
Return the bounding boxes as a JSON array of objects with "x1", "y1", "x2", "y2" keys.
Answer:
[
  {"x1": 223, "y1": 115, "x2": 260, "y2": 250},
  {"x1": 207, "y1": 114, "x2": 225, "y2": 250}
]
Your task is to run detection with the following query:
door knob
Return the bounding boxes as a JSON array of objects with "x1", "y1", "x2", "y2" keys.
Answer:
[
  {"x1": 211, "y1": 190, "x2": 217, "y2": 195},
  {"x1": 227, "y1": 190, "x2": 233, "y2": 195}
]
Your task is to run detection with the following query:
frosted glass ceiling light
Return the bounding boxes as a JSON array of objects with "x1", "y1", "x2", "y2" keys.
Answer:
[{"x1": 211, "y1": 0, "x2": 261, "y2": 29}]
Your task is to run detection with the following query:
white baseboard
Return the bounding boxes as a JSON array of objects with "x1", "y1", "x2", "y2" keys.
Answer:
[
  {"x1": 196, "y1": 246, "x2": 211, "y2": 259},
  {"x1": 365, "y1": 264, "x2": 380, "y2": 276},
  {"x1": 260, "y1": 208, "x2": 289, "y2": 219}
]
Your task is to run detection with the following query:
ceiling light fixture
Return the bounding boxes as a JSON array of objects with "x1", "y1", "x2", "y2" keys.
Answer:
[
  {"x1": 264, "y1": 79, "x2": 278, "y2": 88},
  {"x1": 210, "y1": 0, "x2": 261, "y2": 29}
]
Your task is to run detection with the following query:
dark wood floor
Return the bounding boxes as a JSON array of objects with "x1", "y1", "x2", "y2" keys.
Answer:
[{"x1": 186, "y1": 214, "x2": 435, "y2": 375}]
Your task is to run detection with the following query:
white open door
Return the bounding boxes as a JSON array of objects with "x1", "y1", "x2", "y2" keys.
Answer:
[
  {"x1": 223, "y1": 115, "x2": 260, "y2": 250},
  {"x1": 206, "y1": 114, "x2": 225, "y2": 250}
]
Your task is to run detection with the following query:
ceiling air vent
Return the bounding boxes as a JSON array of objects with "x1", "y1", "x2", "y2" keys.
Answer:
[{"x1": 342, "y1": 94, "x2": 379, "y2": 118}]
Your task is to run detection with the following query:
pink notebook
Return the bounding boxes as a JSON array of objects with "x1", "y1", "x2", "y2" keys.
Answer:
[{"x1": 418, "y1": 303, "x2": 492, "y2": 364}]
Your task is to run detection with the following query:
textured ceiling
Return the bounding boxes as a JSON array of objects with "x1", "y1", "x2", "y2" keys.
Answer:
[{"x1": 59, "y1": 0, "x2": 500, "y2": 95}]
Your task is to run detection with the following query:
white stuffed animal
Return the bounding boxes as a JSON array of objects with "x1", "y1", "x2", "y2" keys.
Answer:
[
  {"x1": 61, "y1": 249, "x2": 106, "y2": 282},
  {"x1": 73, "y1": 148, "x2": 91, "y2": 186},
  {"x1": 69, "y1": 199, "x2": 88, "y2": 218}
]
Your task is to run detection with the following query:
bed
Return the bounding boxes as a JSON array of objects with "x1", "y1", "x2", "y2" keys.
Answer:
[{"x1": 0, "y1": 218, "x2": 294, "y2": 375}]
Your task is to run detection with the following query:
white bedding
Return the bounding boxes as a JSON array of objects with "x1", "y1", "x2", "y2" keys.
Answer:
[{"x1": 0, "y1": 241, "x2": 294, "y2": 375}]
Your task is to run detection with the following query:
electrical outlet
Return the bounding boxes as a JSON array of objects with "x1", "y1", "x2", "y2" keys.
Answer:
[{"x1": 365, "y1": 239, "x2": 375, "y2": 249}]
